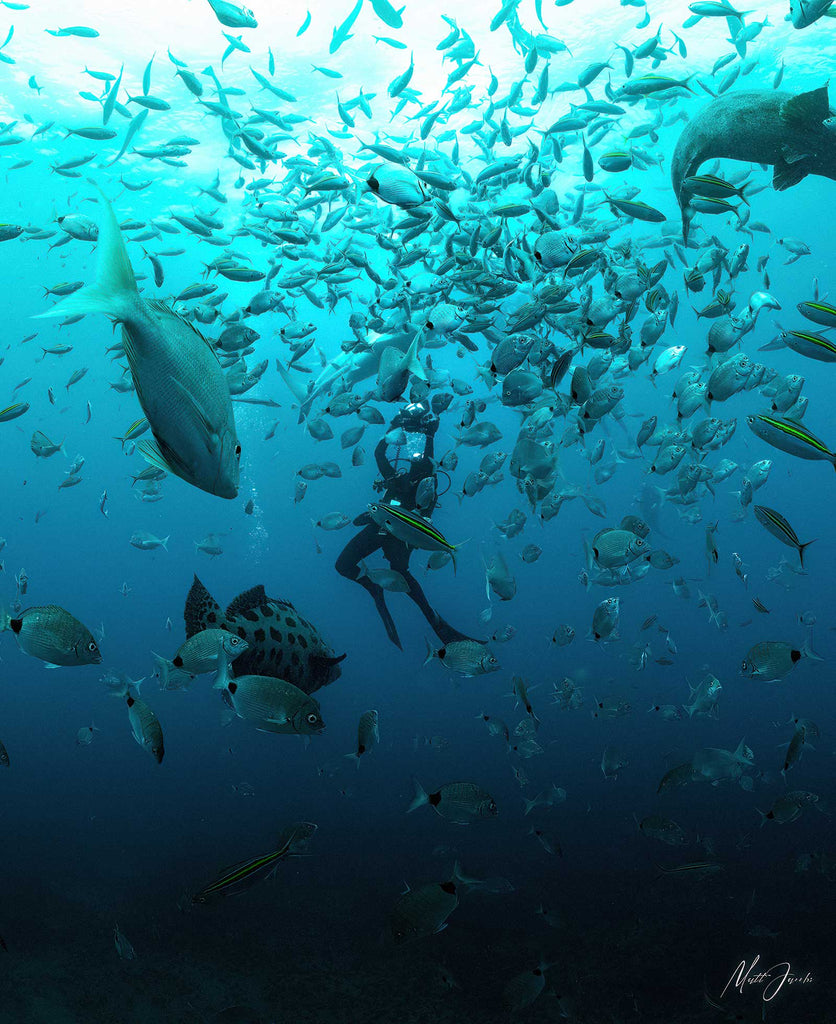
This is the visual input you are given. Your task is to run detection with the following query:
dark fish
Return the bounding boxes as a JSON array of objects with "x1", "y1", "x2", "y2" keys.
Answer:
[
  {"x1": 753, "y1": 505, "x2": 815, "y2": 567},
  {"x1": 672, "y1": 86, "x2": 836, "y2": 240},
  {"x1": 193, "y1": 822, "x2": 316, "y2": 903},
  {"x1": 548, "y1": 350, "x2": 572, "y2": 389},
  {"x1": 184, "y1": 576, "x2": 345, "y2": 695}
]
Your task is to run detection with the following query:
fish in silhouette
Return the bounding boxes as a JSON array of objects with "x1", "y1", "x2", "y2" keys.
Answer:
[{"x1": 184, "y1": 576, "x2": 345, "y2": 694}]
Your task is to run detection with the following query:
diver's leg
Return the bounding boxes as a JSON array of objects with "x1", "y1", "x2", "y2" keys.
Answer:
[
  {"x1": 383, "y1": 540, "x2": 475, "y2": 645},
  {"x1": 335, "y1": 525, "x2": 403, "y2": 649}
]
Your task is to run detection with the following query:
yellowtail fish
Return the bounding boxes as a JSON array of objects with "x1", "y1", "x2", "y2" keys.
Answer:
[{"x1": 192, "y1": 822, "x2": 317, "y2": 903}]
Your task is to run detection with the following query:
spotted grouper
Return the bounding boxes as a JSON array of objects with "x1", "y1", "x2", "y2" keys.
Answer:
[
  {"x1": 671, "y1": 85, "x2": 836, "y2": 239},
  {"x1": 184, "y1": 576, "x2": 345, "y2": 695}
]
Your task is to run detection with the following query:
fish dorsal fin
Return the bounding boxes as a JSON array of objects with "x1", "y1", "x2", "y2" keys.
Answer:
[
  {"x1": 226, "y1": 584, "x2": 268, "y2": 618},
  {"x1": 144, "y1": 298, "x2": 220, "y2": 358},
  {"x1": 781, "y1": 85, "x2": 831, "y2": 133},
  {"x1": 184, "y1": 575, "x2": 223, "y2": 638}
]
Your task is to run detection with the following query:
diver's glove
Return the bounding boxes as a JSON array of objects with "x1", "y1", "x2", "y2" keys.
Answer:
[{"x1": 422, "y1": 411, "x2": 439, "y2": 435}]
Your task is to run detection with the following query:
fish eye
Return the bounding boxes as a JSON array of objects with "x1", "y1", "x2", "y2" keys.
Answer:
[
  {"x1": 306, "y1": 713, "x2": 319, "y2": 725},
  {"x1": 87, "y1": 641, "x2": 98, "y2": 652},
  {"x1": 235, "y1": 443, "x2": 242, "y2": 458},
  {"x1": 230, "y1": 637, "x2": 240, "y2": 646}
]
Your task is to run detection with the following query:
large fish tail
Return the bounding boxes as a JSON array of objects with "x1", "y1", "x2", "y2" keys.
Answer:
[
  {"x1": 402, "y1": 332, "x2": 427, "y2": 382},
  {"x1": 36, "y1": 186, "x2": 138, "y2": 321},
  {"x1": 275, "y1": 359, "x2": 311, "y2": 419},
  {"x1": 184, "y1": 575, "x2": 221, "y2": 639}
]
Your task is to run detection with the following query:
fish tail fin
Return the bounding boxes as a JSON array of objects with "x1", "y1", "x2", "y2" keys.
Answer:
[
  {"x1": 35, "y1": 186, "x2": 138, "y2": 321},
  {"x1": 801, "y1": 633, "x2": 822, "y2": 662},
  {"x1": 407, "y1": 777, "x2": 429, "y2": 814},
  {"x1": 344, "y1": 752, "x2": 361, "y2": 768},
  {"x1": 404, "y1": 332, "x2": 427, "y2": 381},
  {"x1": 275, "y1": 358, "x2": 309, "y2": 408},
  {"x1": 161, "y1": 535, "x2": 170, "y2": 551},
  {"x1": 798, "y1": 539, "x2": 816, "y2": 568},
  {"x1": 755, "y1": 808, "x2": 769, "y2": 828},
  {"x1": 152, "y1": 652, "x2": 172, "y2": 688},
  {"x1": 423, "y1": 637, "x2": 438, "y2": 665}
]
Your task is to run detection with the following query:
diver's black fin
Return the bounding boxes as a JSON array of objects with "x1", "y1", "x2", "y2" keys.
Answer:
[
  {"x1": 184, "y1": 575, "x2": 223, "y2": 638},
  {"x1": 226, "y1": 585, "x2": 268, "y2": 618},
  {"x1": 781, "y1": 85, "x2": 831, "y2": 132}
]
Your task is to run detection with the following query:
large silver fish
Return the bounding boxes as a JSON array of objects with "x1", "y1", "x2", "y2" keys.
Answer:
[
  {"x1": 184, "y1": 576, "x2": 345, "y2": 695},
  {"x1": 37, "y1": 188, "x2": 240, "y2": 499}
]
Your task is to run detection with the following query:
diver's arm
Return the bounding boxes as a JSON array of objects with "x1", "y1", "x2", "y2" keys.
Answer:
[
  {"x1": 423, "y1": 414, "x2": 438, "y2": 460},
  {"x1": 375, "y1": 437, "x2": 394, "y2": 477}
]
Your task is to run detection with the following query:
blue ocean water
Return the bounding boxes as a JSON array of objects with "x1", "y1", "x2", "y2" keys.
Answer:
[{"x1": 0, "y1": 1, "x2": 834, "y2": 1021}]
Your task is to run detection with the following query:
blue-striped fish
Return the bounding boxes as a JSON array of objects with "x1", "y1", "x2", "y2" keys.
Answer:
[
  {"x1": 192, "y1": 822, "x2": 317, "y2": 903},
  {"x1": 753, "y1": 505, "x2": 815, "y2": 567}
]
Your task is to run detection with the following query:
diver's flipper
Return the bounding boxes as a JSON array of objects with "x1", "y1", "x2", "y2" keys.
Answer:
[{"x1": 371, "y1": 588, "x2": 402, "y2": 650}]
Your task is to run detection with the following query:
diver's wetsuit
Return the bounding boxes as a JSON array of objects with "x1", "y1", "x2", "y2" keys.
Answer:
[{"x1": 335, "y1": 417, "x2": 471, "y2": 650}]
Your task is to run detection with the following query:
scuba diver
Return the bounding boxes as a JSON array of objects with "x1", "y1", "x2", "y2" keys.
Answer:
[{"x1": 335, "y1": 401, "x2": 472, "y2": 650}]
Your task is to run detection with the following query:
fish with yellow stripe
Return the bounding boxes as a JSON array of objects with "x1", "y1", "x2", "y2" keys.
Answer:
[
  {"x1": 753, "y1": 505, "x2": 815, "y2": 568},
  {"x1": 367, "y1": 501, "x2": 464, "y2": 568},
  {"x1": 192, "y1": 822, "x2": 317, "y2": 903},
  {"x1": 746, "y1": 413, "x2": 836, "y2": 470}
]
